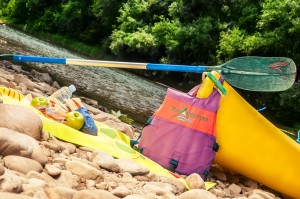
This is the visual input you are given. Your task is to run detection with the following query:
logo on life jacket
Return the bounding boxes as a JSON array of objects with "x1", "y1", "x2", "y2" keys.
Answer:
[
  {"x1": 154, "y1": 96, "x2": 216, "y2": 135},
  {"x1": 172, "y1": 107, "x2": 191, "y2": 123},
  {"x1": 171, "y1": 106, "x2": 208, "y2": 123}
]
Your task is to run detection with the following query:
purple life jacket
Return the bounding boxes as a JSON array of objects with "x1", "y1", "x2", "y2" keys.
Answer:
[{"x1": 138, "y1": 83, "x2": 222, "y2": 179}]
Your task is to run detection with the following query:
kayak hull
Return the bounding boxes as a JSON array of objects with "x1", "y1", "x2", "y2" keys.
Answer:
[{"x1": 215, "y1": 82, "x2": 300, "y2": 198}]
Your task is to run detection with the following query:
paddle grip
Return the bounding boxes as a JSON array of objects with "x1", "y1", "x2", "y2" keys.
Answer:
[{"x1": 13, "y1": 55, "x2": 66, "y2": 64}]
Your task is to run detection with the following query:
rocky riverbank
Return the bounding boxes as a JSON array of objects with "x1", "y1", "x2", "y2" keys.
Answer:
[
  {"x1": 0, "y1": 55, "x2": 284, "y2": 198},
  {"x1": 0, "y1": 25, "x2": 167, "y2": 124}
]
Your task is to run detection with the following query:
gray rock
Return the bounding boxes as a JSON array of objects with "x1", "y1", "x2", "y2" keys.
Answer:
[
  {"x1": 210, "y1": 165, "x2": 227, "y2": 182},
  {"x1": 248, "y1": 194, "x2": 265, "y2": 199},
  {"x1": 59, "y1": 141, "x2": 76, "y2": 154},
  {"x1": 0, "y1": 162, "x2": 4, "y2": 175},
  {"x1": 143, "y1": 182, "x2": 176, "y2": 196},
  {"x1": 209, "y1": 188, "x2": 226, "y2": 197},
  {"x1": 44, "y1": 164, "x2": 61, "y2": 176},
  {"x1": 123, "y1": 194, "x2": 152, "y2": 199},
  {"x1": 92, "y1": 149, "x2": 120, "y2": 172},
  {"x1": 0, "y1": 128, "x2": 47, "y2": 165},
  {"x1": 86, "y1": 179, "x2": 96, "y2": 188},
  {"x1": 185, "y1": 173, "x2": 205, "y2": 190},
  {"x1": 22, "y1": 177, "x2": 48, "y2": 191},
  {"x1": 69, "y1": 156, "x2": 99, "y2": 170},
  {"x1": 72, "y1": 189, "x2": 120, "y2": 199},
  {"x1": 93, "y1": 112, "x2": 134, "y2": 138},
  {"x1": 56, "y1": 170, "x2": 77, "y2": 188},
  {"x1": 22, "y1": 188, "x2": 49, "y2": 199},
  {"x1": 11, "y1": 65, "x2": 23, "y2": 73},
  {"x1": 0, "y1": 169, "x2": 28, "y2": 193},
  {"x1": 3, "y1": 155, "x2": 43, "y2": 174},
  {"x1": 45, "y1": 186, "x2": 77, "y2": 199},
  {"x1": 65, "y1": 160, "x2": 103, "y2": 180},
  {"x1": 26, "y1": 171, "x2": 57, "y2": 187},
  {"x1": 116, "y1": 159, "x2": 150, "y2": 176},
  {"x1": 247, "y1": 189, "x2": 275, "y2": 199},
  {"x1": 0, "y1": 192, "x2": 35, "y2": 199},
  {"x1": 0, "y1": 76, "x2": 10, "y2": 87},
  {"x1": 53, "y1": 157, "x2": 70, "y2": 165},
  {"x1": 35, "y1": 82, "x2": 54, "y2": 95},
  {"x1": 0, "y1": 104, "x2": 43, "y2": 140},
  {"x1": 95, "y1": 182, "x2": 109, "y2": 190},
  {"x1": 30, "y1": 70, "x2": 53, "y2": 85},
  {"x1": 228, "y1": 183, "x2": 242, "y2": 196},
  {"x1": 159, "y1": 176, "x2": 187, "y2": 194},
  {"x1": 179, "y1": 189, "x2": 218, "y2": 199},
  {"x1": 41, "y1": 141, "x2": 63, "y2": 152},
  {"x1": 82, "y1": 102, "x2": 101, "y2": 114},
  {"x1": 163, "y1": 194, "x2": 179, "y2": 199},
  {"x1": 243, "y1": 178, "x2": 258, "y2": 189},
  {"x1": 111, "y1": 185, "x2": 132, "y2": 197},
  {"x1": 13, "y1": 74, "x2": 36, "y2": 90}
]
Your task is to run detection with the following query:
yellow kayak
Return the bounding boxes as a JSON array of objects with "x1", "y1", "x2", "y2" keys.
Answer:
[{"x1": 197, "y1": 75, "x2": 300, "y2": 198}]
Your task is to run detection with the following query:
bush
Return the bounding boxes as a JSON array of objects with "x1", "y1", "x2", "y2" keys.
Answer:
[{"x1": 267, "y1": 82, "x2": 300, "y2": 130}]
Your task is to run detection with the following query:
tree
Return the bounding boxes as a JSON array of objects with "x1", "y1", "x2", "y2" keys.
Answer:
[{"x1": 110, "y1": 0, "x2": 220, "y2": 64}]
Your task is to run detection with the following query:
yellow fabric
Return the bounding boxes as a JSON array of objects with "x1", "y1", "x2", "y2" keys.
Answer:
[
  {"x1": 0, "y1": 88, "x2": 190, "y2": 189},
  {"x1": 0, "y1": 87, "x2": 24, "y2": 100}
]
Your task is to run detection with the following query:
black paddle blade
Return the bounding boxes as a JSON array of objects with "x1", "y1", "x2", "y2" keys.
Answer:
[{"x1": 220, "y1": 56, "x2": 297, "y2": 92}]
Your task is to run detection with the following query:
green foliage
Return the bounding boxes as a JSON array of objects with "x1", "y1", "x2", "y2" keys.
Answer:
[
  {"x1": 111, "y1": 110, "x2": 134, "y2": 124},
  {"x1": 267, "y1": 82, "x2": 300, "y2": 130},
  {"x1": 218, "y1": 29, "x2": 268, "y2": 58},
  {"x1": 1, "y1": 0, "x2": 299, "y2": 128},
  {"x1": 111, "y1": 0, "x2": 219, "y2": 63},
  {"x1": 26, "y1": 8, "x2": 57, "y2": 32},
  {"x1": 124, "y1": 28, "x2": 158, "y2": 54},
  {"x1": 54, "y1": 0, "x2": 89, "y2": 33},
  {"x1": 6, "y1": 0, "x2": 28, "y2": 23},
  {"x1": 218, "y1": 0, "x2": 300, "y2": 59},
  {"x1": 151, "y1": 18, "x2": 180, "y2": 51},
  {"x1": 218, "y1": 28, "x2": 245, "y2": 58}
]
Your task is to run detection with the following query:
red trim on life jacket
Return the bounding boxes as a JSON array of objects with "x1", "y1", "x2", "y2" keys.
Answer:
[{"x1": 154, "y1": 96, "x2": 216, "y2": 136}]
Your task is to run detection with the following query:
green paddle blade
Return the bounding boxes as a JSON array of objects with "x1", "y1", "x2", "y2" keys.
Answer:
[
  {"x1": 219, "y1": 56, "x2": 297, "y2": 92},
  {"x1": 0, "y1": 54, "x2": 296, "y2": 92}
]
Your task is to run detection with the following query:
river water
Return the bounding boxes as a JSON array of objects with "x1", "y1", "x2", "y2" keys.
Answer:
[{"x1": 0, "y1": 26, "x2": 168, "y2": 123}]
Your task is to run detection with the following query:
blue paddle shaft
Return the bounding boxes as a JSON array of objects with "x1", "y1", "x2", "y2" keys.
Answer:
[
  {"x1": 146, "y1": 63, "x2": 206, "y2": 73},
  {"x1": 0, "y1": 54, "x2": 294, "y2": 92},
  {"x1": 13, "y1": 55, "x2": 66, "y2": 64},
  {"x1": 13, "y1": 55, "x2": 208, "y2": 73}
]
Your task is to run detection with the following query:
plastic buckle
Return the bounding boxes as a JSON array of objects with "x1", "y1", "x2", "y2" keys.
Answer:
[
  {"x1": 296, "y1": 130, "x2": 300, "y2": 144},
  {"x1": 146, "y1": 117, "x2": 153, "y2": 125},
  {"x1": 169, "y1": 159, "x2": 178, "y2": 172},
  {"x1": 213, "y1": 142, "x2": 219, "y2": 152},
  {"x1": 206, "y1": 72, "x2": 226, "y2": 95}
]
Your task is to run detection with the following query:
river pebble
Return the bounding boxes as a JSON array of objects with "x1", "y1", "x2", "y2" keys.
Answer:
[{"x1": 3, "y1": 155, "x2": 43, "y2": 174}]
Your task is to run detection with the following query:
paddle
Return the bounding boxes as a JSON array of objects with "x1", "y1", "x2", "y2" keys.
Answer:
[{"x1": 0, "y1": 54, "x2": 296, "y2": 92}]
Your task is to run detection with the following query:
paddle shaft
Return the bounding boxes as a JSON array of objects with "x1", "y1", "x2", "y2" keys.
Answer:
[
  {"x1": 1, "y1": 54, "x2": 296, "y2": 92},
  {"x1": 11, "y1": 54, "x2": 215, "y2": 73}
]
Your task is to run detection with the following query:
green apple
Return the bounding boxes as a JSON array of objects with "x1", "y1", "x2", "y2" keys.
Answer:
[
  {"x1": 31, "y1": 96, "x2": 49, "y2": 107},
  {"x1": 65, "y1": 111, "x2": 85, "y2": 130}
]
